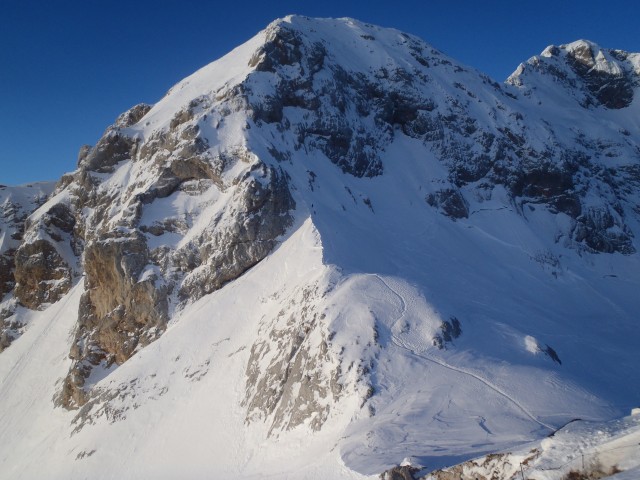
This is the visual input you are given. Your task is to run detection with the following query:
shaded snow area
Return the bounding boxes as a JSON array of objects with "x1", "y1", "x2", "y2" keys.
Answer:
[
  {"x1": 1, "y1": 15, "x2": 640, "y2": 480},
  {"x1": 423, "y1": 412, "x2": 640, "y2": 480}
]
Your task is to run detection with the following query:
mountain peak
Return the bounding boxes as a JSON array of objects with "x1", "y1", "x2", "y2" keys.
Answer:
[
  {"x1": 509, "y1": 38, "x2": 639, "y2": 109},
  {"x1": 548, "y1": 39, "x2": 626, "y2": 76},
  {"x1": 250, "y1": 15, "x2": 442, "y2": 75}
]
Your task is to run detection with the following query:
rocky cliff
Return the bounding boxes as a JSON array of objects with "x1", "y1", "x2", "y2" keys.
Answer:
[
  {"x1": 0, "y1": 182, "x2": 54, "y2": 350},
  {"x1": 37, "y1": 101, "x2": 295, "y2": 407}
]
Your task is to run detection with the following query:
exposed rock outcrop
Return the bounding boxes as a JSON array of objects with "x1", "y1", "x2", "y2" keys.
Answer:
[
  {"x1": 432, "y1": 316, "x2": 462, "y2": 350},
  {"x1": 14, "y1": 239, "x2": 72, "y2": 309},
  {"x1": 565, "y1": 40, "x2": 635, "y2": 109},
  {"x1": 60, "y1": 235, "x2": 168, "y2": 407},
  {"x1": 178, "y1": 164, "x2": 295, "y2": 301},
  {"x1": 244, "y1": 281, "x2": 341, "y2": 433},
  {"x1": 56, "y1": 99, "x2": 295, "y2": 407},
  {"x1": 0, "y1": 183, "x2": 53, "y2": 302},
  {"x1": 422, "y1": 450, "x2": 540, "y2": 480},
  {"x1": 426, "y1": 188, "x2": 469, "y2": 219},
  {"x1": 0, "y1": 182, "x2": 55, "y2": 350},
  {"x1": 380, "y1": 465, "x2": 420, "y2": 480},
  {"x1": 247, "y1": 24, "x2": 638, "y2": 257}
]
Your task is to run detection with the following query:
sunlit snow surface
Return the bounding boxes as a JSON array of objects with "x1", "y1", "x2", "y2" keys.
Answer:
[{"x1": 1, "y1": 15, "x2": 640, "y2": 479}]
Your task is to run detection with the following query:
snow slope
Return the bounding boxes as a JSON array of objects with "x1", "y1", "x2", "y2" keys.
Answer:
[
  {"x1": 1, "y1": 15, "x2": 640, "y2": 479},
  {"x1": 424, "y1": 412, "x2": 640, "y2": 480},
  {"x1": 0, "y1": 219, "x2": 366, "y2": 479}
]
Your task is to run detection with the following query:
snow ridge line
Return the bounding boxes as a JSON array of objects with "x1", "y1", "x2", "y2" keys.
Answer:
[{"x1": 368, "y1": 273, "x2": 555, "y2": 432}]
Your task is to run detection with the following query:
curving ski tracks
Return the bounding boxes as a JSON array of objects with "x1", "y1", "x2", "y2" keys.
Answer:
[{"x1": 368, "y1": 273, "x2": 555, "y2": 432}]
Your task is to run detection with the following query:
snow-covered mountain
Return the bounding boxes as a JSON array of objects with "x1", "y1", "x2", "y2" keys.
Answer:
[{"x1": 1, "y1": 16, "x2": 639, "y2": 479}]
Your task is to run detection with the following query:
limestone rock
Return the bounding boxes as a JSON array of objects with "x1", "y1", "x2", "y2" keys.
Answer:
[
  {"x1": 59, "y1": 235, "x2": 168, "y2": 407},
  {"x1": 379, "y1": 465, "x2": 420, "y2": 480},
  {"x1": 14, "y1": 240, "x2": 72, "y2": 309},
  {"x1": 4, "y1": 20, "x2": 639, "y2": 428},
  {"x1": 0, "y1": 183, "x2": 53, "y2": 300},
  {"x1": 55, "y1": 98, "x2": 296, "y2": 407},
  {"x1": 13, "y1": 195, "x2": 79, "y2": 309},
  {"x1": 244, "y1": 281, "x2": 342, "y2": 434},
  {"x1": 0, "y1": 182, "x2": 55, "y2": 349},
  {"x1": 179, "y1": 164, "x2": 295, "y2": 300}
]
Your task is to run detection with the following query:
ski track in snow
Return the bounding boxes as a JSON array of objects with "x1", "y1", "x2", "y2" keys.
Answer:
[{"x1": 368, "y1": 273, "x2": 555, "y2": 433}]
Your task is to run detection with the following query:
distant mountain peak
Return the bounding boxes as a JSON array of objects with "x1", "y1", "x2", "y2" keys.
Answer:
[{"x1": 509, "y1": 38, "x2": 640, "y2": 109}]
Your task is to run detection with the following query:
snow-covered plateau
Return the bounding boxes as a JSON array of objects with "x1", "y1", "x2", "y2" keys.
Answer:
[{"x1": 1, "y1": 15, "x2": 639, "y2": 479}]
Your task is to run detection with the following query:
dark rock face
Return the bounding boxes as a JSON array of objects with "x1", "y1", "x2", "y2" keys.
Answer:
[
  {"x1": 243, "y1": 25, "x2": 638, "y2": 260},
  {"x1": 60, "y1": 235, "x2": 168, "y2": 407},
  {"x1": 432, "y1": 317, "x2": 462, "y2": 350},
  {"x1": 573, "y1": 206, "x2": 635, "y2": 254},
  {"x1": 250, "y1": 23, "x2": 304, "y2": 72},
  {"x1": 565, "y1": 42, "x2": 634, "y2": 109},
  {"x1": 0, "y1": 185, "x2": 51, "y2": 301},
  {"x1": 178, "y1": 164, "x2": 295, "y2": 300},
  {"x1": 114, "y1": 103, "x2": 152, "y2": 128},
  {"x1": 12, "y1": 191, "x2": 84, "y2": 312},
  {"x1": 426, "y1": 189, "x2": 468, "y2": 219},
  {"x1": 494, "y1": 41, "x2": 640, "y2": 254},
  {"x1": 246, "y1": 23, "x2": 390, "y2": 178},
  {"x1": 0, "y1": 256, "x2": 13, "y2": 301},
  {"x1": 507, "y1": 40, "x2": 637, "y2": 109},
  {"x1": 80, "y1": 132, "x2": 138, "y2": 173},
  {"x1": 78, "y1": 103, "x2": 151, "y2": 173}
]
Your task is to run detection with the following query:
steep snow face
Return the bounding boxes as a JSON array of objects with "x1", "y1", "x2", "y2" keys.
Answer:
[{"x1": 1, "y1": 15, "x2": 640, "y2": 479}]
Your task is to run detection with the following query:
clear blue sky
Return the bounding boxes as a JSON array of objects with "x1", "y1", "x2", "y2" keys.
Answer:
[{"x1": 2, "y1": 0, "x2": 639, "y2": 185}]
